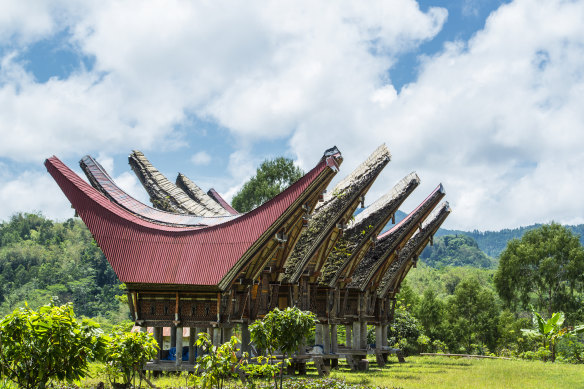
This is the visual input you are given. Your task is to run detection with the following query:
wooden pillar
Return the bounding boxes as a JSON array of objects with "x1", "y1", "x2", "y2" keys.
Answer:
[
  {"x1": 153, "y1": 327, "x2": 163, "y2": 362},
  {"x1": 315, "y1": 324, "x2": 323, "y2": 346},
  {"x1": 360, "y1": 322, "x2": 368, "y2": 350},
  {"x1": 175, "y1": 327, "x2": 183, "y2": 366},
  {"x1": 352, "y1": 322, "x2": 361, "y2": 350},
  {"x1": 212, "y1": 327, "x2": 222, "y2": 346},
  {"x1": 382, "y1": 325, "x2": 388, "y2": 347},
  {"x1": 241, "y1": 322, "x2": 251, "y2": 354},
  {"x1": 375, "y1": 325, "x2": 383, "y2": 350},
  {"x1": 345, "y1": 325, "x2": 352, "y2": 348},
  {"x1": 322, "y1": 324, "x2": 330, "y2": 354},
  {"x1": 171, "y1": 326, "x2": 177, "y2": 348},
  {"x1": 330, "y1": 324, "x2": 338, "y2": 354},
  {"x1": 222, "y1": 327, "x2": 233, "y2": 342},
  {"x1": 196, "y1": 327, "x2": 205, "y2": 357},
  {"x1": 188, "y1": 327, "x2": 196, "y2": 364}
]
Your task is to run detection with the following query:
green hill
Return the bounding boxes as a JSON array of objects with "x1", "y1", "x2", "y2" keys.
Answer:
[
  {"x1": 0, "y1": 213, "x2": 123, "y2": 318},
  {"x1": 436, "y1": 224, "x2": 584, "y2": 257},
  {"x1": 419, "y1": 234, "x2": 496, "y2": 268}
]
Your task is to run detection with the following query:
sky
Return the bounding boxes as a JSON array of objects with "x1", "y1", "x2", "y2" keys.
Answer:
[{"x1": 1, "y1": 0, "x2": 583, "y2": 231}]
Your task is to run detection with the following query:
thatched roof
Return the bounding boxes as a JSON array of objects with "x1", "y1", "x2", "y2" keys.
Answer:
[
  {"x1": 282, "y1": 144, "x2": 391, "y2": 283},
  {"x1": 348, "y1": 184, "x2": 445, "y2": 291},
  {"x1": 318, "y1": 172, "x2": 420, "y2": 287},
  {"x1": 377, "y1": 202, "x2": 451, "y2": 298},
  {"x1": 128, "y1": 150, "x2": 228, "y2": 217},
  {"x1": 176, "y1": 173, "x2": 232, "y2": 216}
]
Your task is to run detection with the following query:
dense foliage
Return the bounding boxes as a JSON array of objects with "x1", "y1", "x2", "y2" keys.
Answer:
[
  {"x1": 102, "y1": 329, "x2": 159, "y2": 387},
  {"x1": 420, "y1": 234, "x2": 496, "y2": 268},
  {"x1": 0, "y1": 302, "x2": 107, "y2": 388},
  {"x1": 0, "y1": 213, "x2": 125, "y2": 319},
  {"x1": 250, "y1": 307, "x2": 316, "y2": 389},
  {"x1": 494, "y1": 223, "x2": 584, "y2": 319},
  {"x1": 232, "y1": 157, "x2": 304, "y2": 212},
  {"x1": 437, "y1": 224, "x2": 584, "y2": 257}
]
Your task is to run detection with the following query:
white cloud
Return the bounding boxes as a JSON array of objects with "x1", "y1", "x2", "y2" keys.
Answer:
[
  {"x1": 0, "y1": 171, "x2": 73, "y2": 221},
  {"x1": 1, "y1": 0, "x2": 583, "y2": 230},
  {"x1": 191, "y1": 151, "x2": 211, "y2": 166}
]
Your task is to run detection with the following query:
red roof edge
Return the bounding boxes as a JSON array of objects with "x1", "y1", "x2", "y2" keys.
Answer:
[
  {"x1": 44, "y1": 149, "x2": 340, "y2": 286},
  {"x1": 378, "y1": 183, "x2": 444, "y2": 240},
  {"x1": 207, "y1": 188, "x2": 239, "y2": 215}
]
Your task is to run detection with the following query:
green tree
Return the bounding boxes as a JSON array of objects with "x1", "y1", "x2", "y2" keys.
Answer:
[
  {"x1": 102, "y1": 329, "x2": 158, "y2": 388},
  {"x1": 521, "y1": 311, "x2": 584, "y2": 362},
  {"x1": 415, "y1": 289, "x2": 446, "y2": 341},
  {"x1": 0, "y1": 302, "x2": 107, "y2": 389},
  {"x1": 192, "y1": 333, "x2": 244, "y2": 389},
  {"x1": 250, "y1": 307, "x2": 315, "y2": 389},
  {"x1": 448, "y1": 278, "x2": 499, "y2": 353},
  {"x1": 420, "y1": 234, "x2": 495, "y2": 268},
  {"x1": 494, "y1": 223, "x2": 584, "y2": 319},
  {"x1": 387, "y1": 304, "x2": 423, "y2": 356},
  {"x1": 232, "y1": 157, "x2": 304, "y2": 212}
]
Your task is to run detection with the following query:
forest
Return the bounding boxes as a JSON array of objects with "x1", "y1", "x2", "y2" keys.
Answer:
[{"x1": 1, "y1": 212, "x2": 583, "y2": 364}]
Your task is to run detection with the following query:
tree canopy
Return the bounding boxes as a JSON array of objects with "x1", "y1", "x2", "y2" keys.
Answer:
[
  {"x1": 494, "y1": 223, "x2": 584, "y2": 319},
  {"x1": 0, "y1": 302, "x2": 108, "y2": 388},
  {"x1": 231, "y1": 157, "x2": 304, "y2": 213},
  {"x1": 420, "y1": 234, "x2": 496, "y2": 268}
]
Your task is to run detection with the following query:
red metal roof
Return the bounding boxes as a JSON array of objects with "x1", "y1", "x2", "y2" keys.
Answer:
[
  {"x1": 80, "y1": 155, "x2": 238, "y2": 226},
  {"x1": 45, "y1": 153, "x2": 336, "y2": 288},
  {"x1": 207, "y1": 188, "x2": 239, "y2": 215}
]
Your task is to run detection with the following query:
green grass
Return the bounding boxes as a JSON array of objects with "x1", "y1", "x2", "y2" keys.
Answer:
[
  {"x1": 330, "y1": 356, "x2": 584, "y2": 389},
  {"x1": 6, "y1": 356, "x2": 582, "y2": 388}
]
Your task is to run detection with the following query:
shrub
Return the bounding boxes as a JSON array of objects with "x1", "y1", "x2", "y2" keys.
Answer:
[
  {"x1": 0, "y1": 302, "x2": 107, "y2": 389},
  {"x1": 102, "y1": 329, "x2": 158, "y2": 388},
  {"x1": 191, "y1": 333, "x2": 244, "y2": 389}
]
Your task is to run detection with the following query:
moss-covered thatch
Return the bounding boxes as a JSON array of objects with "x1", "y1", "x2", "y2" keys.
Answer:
[
  {"x1": 282, "y1": 144, "x2": 391, "y2": 283},
  {"x1": 318, "y1": 172, "x2": 420, "y2": 286},
  {"x1": 129, "y1": 150, "x2": 228, "y2": 216},
  {"x1": 348, "y1": 184, "x2": 445, "y2": 290},
  {"x1": 377, "y1": 202, "x2": 451, "y2": 298},
  {"x1": 176, "y1": 173, "x2": 231, "y2": 216}
]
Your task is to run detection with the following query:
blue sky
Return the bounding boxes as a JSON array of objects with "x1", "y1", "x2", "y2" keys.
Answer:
[{"x1": 1, "y1": 0, "x2": 583, "y2": 231}]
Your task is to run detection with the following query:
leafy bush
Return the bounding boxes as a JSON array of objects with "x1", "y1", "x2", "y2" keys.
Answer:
[
  {"x1": 191, "y1": 333, "x2": 244, "y2": 389},
  {"x1": 387, "y1": 304, "x2": 422, "y2": 356},
  {"x1": 250, "y1": 307, "x2": 316, "y2": 389},
  {"x1": 102, "y1": 329, "x2": 158, "y2": 388},
  {"x1": 0, "y1": 302, "x2": 107, "y2": 389}
]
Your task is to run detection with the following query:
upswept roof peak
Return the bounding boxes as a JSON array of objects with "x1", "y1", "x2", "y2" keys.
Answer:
[
  {"x1": 175, "y1": 173, "x2": 233, "y2": 216},
  {"x1": 348, "y1": 183, "x2": 445, "y2": 291},
  {"x1": 318, "y1": 171, "x2": 420, "y2": 287},
  {"x1": 45, "y1": 147, "x2": 341, "y2": 289},
  {"x1": 129, "y1": 150, "x2": 230, "y2": 217},
  {"x1": 315, "y1": 144, "x2": 390, "y2": 212},
  {"x1": 282, "y1": 144, "x2": 391, "y2": 284},
  {"x1": 377, "y1": 201, "x2": 451, "y2": 298},
  {"x1": 79, "y1": 154, "x2": 237, "y2": 227}
]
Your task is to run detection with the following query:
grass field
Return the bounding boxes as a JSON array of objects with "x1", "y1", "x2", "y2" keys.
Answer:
[
  {"x1": 6, "y1": 355, "x2": 582, "y2": 388},
  {"x1": 330, "y1": 356, "x2": 584, "y2": 389}
]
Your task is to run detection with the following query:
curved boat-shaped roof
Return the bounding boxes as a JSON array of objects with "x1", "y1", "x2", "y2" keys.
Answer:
[
  {"x1": 377, "y1": 202, "x2": 451, "y2": 298},
  {"x1": 129, "y1": 150, "x2": 230, "y2": 216},
  {"x1": 175, "y1": 173, "x2": 236, "y2": 216},
  {"x1": 319, "y1": 172, "x2": 420, "y2": 287},
  {"x1": 349, "y1": 183, "x2": 445, "y2": 291},
  {"x1": 206, "y1": 188, "x2": 239, "y2": 215},
  {"x1": 80, "y1": 155, "x2": 237, "y2": 227},
  {"x1": 45, "y1": 149, "x2": 341, "y2": 290},
  {"x1": 282, "y1": 144, "x2": 391, "y2": 283}
]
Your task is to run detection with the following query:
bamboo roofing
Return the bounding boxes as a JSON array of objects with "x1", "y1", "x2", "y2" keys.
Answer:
[{"x1": 282, "y1": 144, "x2": 391, "y2": 283}]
